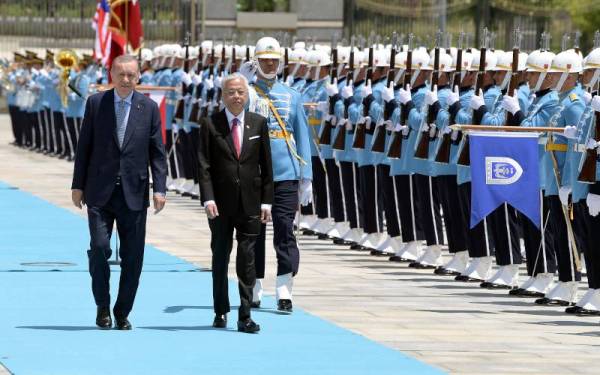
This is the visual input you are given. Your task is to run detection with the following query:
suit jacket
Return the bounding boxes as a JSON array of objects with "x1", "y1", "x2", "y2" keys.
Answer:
[
  {"x1": 198, "y1": 109, "x2": 273, "y2": 216},
  {"x1": 71, "y1": 89, "x2": 167, "y2": 211}
]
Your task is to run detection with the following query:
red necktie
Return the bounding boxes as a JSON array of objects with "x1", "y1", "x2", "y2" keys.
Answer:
[{"x1": 231, "y1": 118, "x2": 241, "y2": 158}]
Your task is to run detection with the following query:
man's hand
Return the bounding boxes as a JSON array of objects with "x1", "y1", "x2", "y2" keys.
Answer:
[
  {"x1": 260, "y1": 205, "x2": 272, "y2": 224},
  {"x1": 153, "y1": 193, "x2": 166, "y2": 214},
  {"x1": 205, "y1": 202, "x2": 219, "y2": 219},
  {"x1": 72, "y1": 189, "x2": 85, "y2": 209}
]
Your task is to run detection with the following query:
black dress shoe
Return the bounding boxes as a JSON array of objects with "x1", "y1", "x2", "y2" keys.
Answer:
[
  {"x1": 301, "y1": 229, "x2": 316, "y2": 236},
  {"x1": 251, "y1": 301, "x2": 261, "y2": 309},
  {"x1": 509, "y1": 288, "x2": 525, "y2": 295},
  {"x1": 96, "y1": 307, "x2": 112, "y2": 329},
  {"x1": 333, "y1": 238, "x2": 353, "y2": 245},
  {"x1": 114, "y1": 315, "x2": 131, "y2": 330},
  {"x1": 480, "y1": 281, "x2": 514, "y2": 290},
  {"x1": 434, "y1": 267, "x2": 461, "y2": 276},
  {"x1": 574, "y1": 308, "x2": 600, "y2": 316},
  {"x1": 389, "y1": 255, "x2": 411, "y2": 263},
  {"x1": 277, "y1": 299, "x2": 293, "y2": 313},
  {"x1": 535, "y1": 297, "x2": 573, "y2": 306},
  {"x1": 370, "y1": 249, "x2": 385, "y2": 256},
  {"x1": 515, "y1": 290, "x2": 545, "y2": 298},
  {"x1": 317, "y1": 233, "x2": 329, "y2": 240},
  {"x1": 350, "y1": 244, "x2": 365, "y2": 250},
  {"x1": 213, "y1": 314, "x2": 227, "y2": 328},
  {"x1": 410, "y1": 262, "x2": 436, "y2": 269},
  {"x1": 455, "y1": 275, "x2": 483, "y2": 282},
  {"x1": 237, "y1": 318, "x2": 260, "y2": 333}
]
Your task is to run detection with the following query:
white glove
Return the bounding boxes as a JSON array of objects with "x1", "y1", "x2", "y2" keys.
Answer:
[
  {"x1": 381, "y1": 83, "x2": 395, "y2": 103},
  {"x1": 326, "y1": 114, "x2": 337, "y2": 125},
  {"x1": 361, "y1": 80, "x2": 372, "y2": 97},
  {"x1": 192, "y1": 73, "x2": 203, "y2": 85},
  {"x1": 563, "y1": 125, "x2": 578, "y2": 140},
  {"x1": 181, "y1": 72, "x2": 192, "y2": 86},
  {"x1": 299, "y1": 179, "x2": 313, "y2": 206},
  {"x1": 451, "y1": 129, "x2": 459, "y2": 141},
  {"x1": 398, "y1": 85, "x2": 411, "y2": 105},
  {"x1": 587, "y1": 193, "x2": 600, "y2": 217},
  {"x1": 316, "y1": 101, "x2": 329, "y2": 113},
  {"x1": 502, "y1": 93, "x2": 520, "y2": 115},
  {"x1": 383, "y1": 119, "x2": 393, "y2": 130},
  {"x1": 394, "y1": 123, "x2": 407, "y2": 132},
  {"x1": 325, "y1": 78, "x2": 339, "y2": 97},
  {"x1": 470, "y1": 89, "x2": 485, "y2": 110},
  {"x1": 592, "y1": 95, "x2": 600, "y2": 112},
  {"x1": 583, "y1": 91, "x2": 592, "y2": 105},
  {"x1": 341, "y1": 84, "x2": 353, "y2": 99},
  {"x1": 586, "y1": 139, "x2": 598, "y2": 151},
  {"x1": 441, "y1": 126, "x2": 452, "y2": 136},
  {"x1": 336, "y1": 118, "x2": 347, "y2": 127},
  {"x1": 359, "y1": 116, "x2": 372, "y2": 129},
  {"x1": 284, "y1": 75, "x2": 294, "y2": 87},
  {"x1": 419, "y1": 122, "x2": 429, "y2": 132},
  {"x1": 240, "y1": 60, "x2": 258, "y2": 81},
  {"x1": 559, "y1": 186, "x2": 571, "y2": 206},
  {"x1": 214, "y1": 74, "x2": 223, "y2": 89},
  {"x1": 447, "y1": 86, "x2": 460, "y2": 106},
  {"x1": 424, "y1": 85, "x2": 438, "y2": 106},
  {"x1": 203, "y1": 76, "x2": 214, "y2": 91},
  {"x1": 429, "y1": 124, "x2": 437, "y2": 138}
]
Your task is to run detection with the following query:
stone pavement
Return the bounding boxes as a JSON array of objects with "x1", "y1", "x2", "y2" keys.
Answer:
[{"x1": 0, "y1": 114, "x2": 598, "y2": 375}]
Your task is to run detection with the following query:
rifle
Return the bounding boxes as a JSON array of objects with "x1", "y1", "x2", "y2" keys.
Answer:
[
  {"x1": 506, "y1": 28, "x2": 522, "y2": 126},
  {"x1": 372, "y1": 31, "x2": 398, "y2": 153},
  {"x1": 415, "y1": 31, "x2": 441, "y2": 159},
  {"x1": 189, "y1": 34, "x2": 205, "y2": 123},
  {"x1": 578, "y1": 31, "x2": 600, "y2": 183},
  {"x1": 352, "y1": 34, "x2": 374, "y2": 150},
  {"x1": 214, "y1": 39, "x2": 226, "y2": 107},
  {"x1": 457, "y1": 27, "x2": 489, "y2": 166},
  {"x1": 319, "y1": 33, "x2": 338, "y2": 145},
  {"x1": 387, "y1": 33, "x2": 414, "y2": 159},
  {"x1": 245, "y1": 33, "x2": 251, "y2": 62},
  {"x1": 174, "y1": 32, "x2": 191, "y2": 122},
  {"x1": 332, "y1": 36, "x2": 356, "y2": 151},
  {"x1": 283, "y1": 33, "x2": 290, "y2": 82},
  {"x1": 435, "y1": 31, "x2": 465, "y2": 164},
  {"x1": 200, "y1": 41, "x2": 216, "y2": 120}
]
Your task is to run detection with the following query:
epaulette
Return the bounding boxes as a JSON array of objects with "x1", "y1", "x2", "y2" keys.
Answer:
[{"x1": 569, "y1": 93, "x2": 578, "y2": 102}]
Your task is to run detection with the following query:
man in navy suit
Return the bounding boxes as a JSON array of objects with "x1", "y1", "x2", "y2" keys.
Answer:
[{"x1": 71, "y1": 55, "x2": 167, "y2": 330}]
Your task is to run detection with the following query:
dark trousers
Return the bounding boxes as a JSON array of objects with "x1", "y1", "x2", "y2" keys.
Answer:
[
  {"x1": 520, "y1": 193, "x2": 557, "y2": 276},
  {"x1": 23, "y1": 112, "x2": 34, "y2": 147},
  {"x1": 43, "y1": 108, "x2": 55, "y2": 153},
  {"x1": 339, "y1": 161, "x2": 360, "y2": 229},
  {"x1": 457, "y1": 182, "x2": 494, "y2": 257},
  {"x1": 28, "y1": 112, "x2": 41, "y2": 149},
  {"x1": 52, "y1": 111, "x2": 66, "y2": 156},
  {"x1": 190, "y1": 127, "x2": 201, "y2": 184},
  {"x1": 437, "y1": 175, "x2": 468, "y2": 253},
  {"x1": 8, "y1": 105, "x2": 21, "y2": 145},
  {"x1": 325, "y1": 158, "x2": 346, "y2": 222},
  {"x1": 394, "y1": 174, "x2": 424, "y2": 242},
  {"x1": 66, "y1": 116, "x2": 79, "y2": 155},
  {"x1": 378, "y1": 164, "x2": 401, "y2": 237},
  {"x1": 489, "y1": 203, "x2": 522, "y2": 266},
  {"x1": 546, "y1": 196, "x2": 581, "y2": 282},
  {"x1": 312, "y1": 156, "x2": 329, "y2": 219},
  {"x1": 574, "y1": 201, "x2": 600, "y2": 288},
  {"x1": 209, "y1": 210, "x2": 259, "y2": 321},
  {"x1": 87, "y1": 185, "x2": 147, "y2": 318},
  {"x1": 413, "y1": 174, "x2": 444, "y2": 246},
  {"x1": 256, "y1": 180, "x2": 300, "y2": 278},
  {"x1": 358, "y1": 165, "x2": 383, "y2": 234},
  {"x1": 179, "y1": 130, "x2": 195, "y2": 180}
]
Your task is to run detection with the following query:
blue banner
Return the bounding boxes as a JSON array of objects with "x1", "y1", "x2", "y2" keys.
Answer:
[{"x1": 470, "y1": 132, "x2": 540, "y2": 229}]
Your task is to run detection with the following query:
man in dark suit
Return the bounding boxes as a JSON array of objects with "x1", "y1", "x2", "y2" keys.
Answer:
[
  {"x1": 71, "y1": 55, "x2": 167, "y2": 330},
  {"x1": 198, "y1": 73, "x2": 273, "y2": 334}
]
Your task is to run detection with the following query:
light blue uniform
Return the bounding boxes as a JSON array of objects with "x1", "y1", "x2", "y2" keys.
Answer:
[
  {"x1": 65, "y1": 70, "x2": 90, "y2": 118},
  {"x1": 302, "y1": 78, "x2": 333, "y2": 159},
  {"x1": 562, "y1": 100, "x2": 594, "y2": 203},
  {"x1": 355, "y1": 78, "x2": 385, "y2": 167},
  {"x1": 249, "y1": 79, "x2": 312, "y2": 182}
]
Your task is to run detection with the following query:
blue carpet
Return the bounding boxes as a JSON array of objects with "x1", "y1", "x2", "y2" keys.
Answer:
[{"x1": 0, "y1": 181, "x2": 445, "y2": 375}]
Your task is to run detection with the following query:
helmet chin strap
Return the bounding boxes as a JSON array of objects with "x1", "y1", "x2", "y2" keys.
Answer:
[
  {"x1": 500, "y1": 71, "x2": 511, "y2": 91},
  {"x1": 313, "y1": 66, "x2": 319, "y2": 81},
  {"x1": 555, "y1": 72, "x2": 568, "y2": 92},
  {"x1": 393, "y1": 69, "x2": 404, "y2": 86},
  {"x1": 353, "y1": 69, "x2": 360, "y2": 82},
  {"x1": 588, "y1": 69, "x2": 600, "y2": 90},
  {"x1": 410, "y1": 69, "x2": 421, "y2": 87},
  {"x1": 202, "y1": 54, "x2": 209, "y2": 66},
  {"x1": 256, "y1": 59, "x2": 279, "y2": 80},
  {"x1": 533, "y1": 72, "x2": 547, "y2": 92},
  {"x1": 290, "y1": 64, "x2": 300, "y2": 78},
  {"x1": 337, "y1": 63, "x2": 344, "y2": 78}
]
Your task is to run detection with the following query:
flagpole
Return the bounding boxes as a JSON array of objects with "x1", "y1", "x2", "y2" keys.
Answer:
[
  {"x1": 451, "y1": 125, "x2": 564, "y2": 133},
  {"x1": 125, "y1": 0, "x2": 129, "y2": 54}
]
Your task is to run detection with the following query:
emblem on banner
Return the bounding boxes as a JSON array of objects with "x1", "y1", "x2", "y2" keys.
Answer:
[{"x1": 485, "y1": 157, "x2": 523, "y2": 185}]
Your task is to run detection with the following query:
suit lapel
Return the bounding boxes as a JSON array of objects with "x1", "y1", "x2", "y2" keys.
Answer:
[
  {"x1": 121, "y1": 91, "x2": 142, "y2": 151},
  {"x1": 239, "y1": 111, "x2": 252, "y2": 161},
  {"x1": 216, "y1": 110, "x2": 237, "y2": 158},
  {"x1": 106, "y1": 89, "x2": 120, "y2": 149}
]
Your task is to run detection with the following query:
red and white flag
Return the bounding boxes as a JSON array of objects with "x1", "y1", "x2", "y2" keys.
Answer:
[
  {"x1": 92, "y1": 0, "x2": 112, "y2": 66},
  {"x1": 142, "y1": 89, "x2": 168, "y2": 144}
]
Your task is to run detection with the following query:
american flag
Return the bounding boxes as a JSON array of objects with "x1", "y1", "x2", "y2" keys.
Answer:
[{"x1": 92, "y1": 0, "x2": 111, "y2": 66}]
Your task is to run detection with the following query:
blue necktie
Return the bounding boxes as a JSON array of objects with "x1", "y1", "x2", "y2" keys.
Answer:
[{"x1": 116, "y1": 99, "x2": 126, "y2": 148}]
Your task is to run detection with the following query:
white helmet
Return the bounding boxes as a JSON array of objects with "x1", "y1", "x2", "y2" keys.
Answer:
[
  {"x1": 453, "y1": 51, "x2": 473, "y2": 71},
  {"x1": 373, "y1": 49, "x2": 389, "y2": 68},
  {"x1": 495, "y1": 51, "x2": 528, "y2": 90},
  {"x1": 551, "y1": 49, "x2": 583, "y2": 91},
  {"x1": 469, "y1": 50, "x2": 498, "y2": 71},
  {"x1": 526, "y1": 50, "x2": 555, "y2": 91},
  {"x1": 411, "y1": 48, "x2": 431, "y2": 70},
  {"x1": 583, "y1": 48, "x2": 600, "y2": 88},
  {"x1": 293, "y1": 41, "x2": 306, "y2": 50},
  {"x1": 140, "y1": 48, "x2": 153, "y2": 62},
  {"x1": 174, "y1": 44, "x2": 186, "y2": 59},
  {"x1": 289, "y1": 48, "x2": 308, "y2": 65},
  {"x1": 188, "y1": 46, "x2": 199, "y2": 60},
  {"x1": 306, "y1": 49, "x2": 332, "y2": 67},
  {"x1": 254, "y1": 37, "x2": 282, "y2": 59},
  {"x1": 337, "y1": 47, "x2": 351, "y2": 65}
]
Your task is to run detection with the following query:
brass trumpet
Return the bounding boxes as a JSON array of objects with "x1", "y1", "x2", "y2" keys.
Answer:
[{"x1": 54, "y1": 49, "x2": 79, "y2": 107}]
